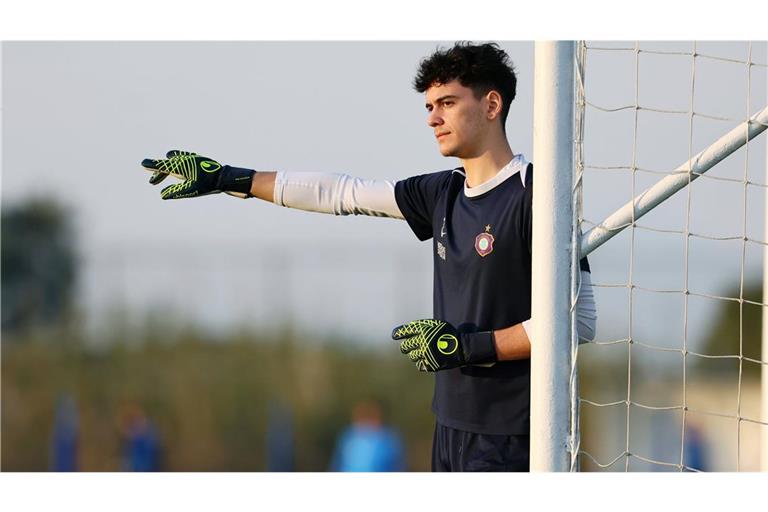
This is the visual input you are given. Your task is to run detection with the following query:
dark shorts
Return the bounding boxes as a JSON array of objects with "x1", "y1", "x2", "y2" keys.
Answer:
[{"x1": 431, "y1": 422, "x2": 530, "y2": 472}]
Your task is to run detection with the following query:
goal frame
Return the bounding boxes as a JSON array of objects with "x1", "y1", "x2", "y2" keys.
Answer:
[{"x1": 530, "y1": 40, "x2": 768, "y2": 472}]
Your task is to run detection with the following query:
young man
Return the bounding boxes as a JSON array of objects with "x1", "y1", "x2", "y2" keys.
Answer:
[{"x1": 141, "y1": 42, "x2": 597, "y2": 471}]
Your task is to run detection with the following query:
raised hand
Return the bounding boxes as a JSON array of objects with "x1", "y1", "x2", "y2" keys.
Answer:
[{"x1": 141, "y1": 150, "x2": 255, "y2": 200}]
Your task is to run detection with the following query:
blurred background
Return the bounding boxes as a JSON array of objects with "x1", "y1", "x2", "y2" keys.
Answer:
[{"x1": 2, "y1": 41, "x2": 767, "y2": 471}]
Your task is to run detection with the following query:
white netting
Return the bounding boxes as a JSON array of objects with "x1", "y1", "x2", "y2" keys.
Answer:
[{"x1": 573, "y1": 41, "x2": 768, "y2": 471}]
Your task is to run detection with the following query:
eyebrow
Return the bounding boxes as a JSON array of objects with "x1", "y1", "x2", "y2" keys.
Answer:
[{"x1": 425, "y1": 94, "x2": 459, "y2": 109}]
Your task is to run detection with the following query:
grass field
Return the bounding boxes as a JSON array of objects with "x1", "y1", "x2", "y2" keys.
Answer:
[{"x1": 2, "y1": 326, "x2": 436, "y2": 471}]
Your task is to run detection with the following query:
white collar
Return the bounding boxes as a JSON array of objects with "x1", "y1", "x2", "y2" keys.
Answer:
[{"x1": 462, "y1": 153, "x2": 529, "y2": 198}]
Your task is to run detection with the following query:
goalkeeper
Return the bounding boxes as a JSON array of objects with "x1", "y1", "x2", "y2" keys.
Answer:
[{"x1": 141, "y1": 42, "x2": 597, "y2": 472}]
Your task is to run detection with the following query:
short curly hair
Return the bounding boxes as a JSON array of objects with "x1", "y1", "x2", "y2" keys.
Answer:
[{"x1": 413, "y1": 42, "x2": 517, "y2": 131}]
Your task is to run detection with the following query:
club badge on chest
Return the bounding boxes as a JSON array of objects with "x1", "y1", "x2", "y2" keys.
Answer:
[{"x1": 475, "y1": 224, "x2": 495, "y2": 257}]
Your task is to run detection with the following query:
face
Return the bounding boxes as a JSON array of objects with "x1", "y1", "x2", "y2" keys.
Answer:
[{"x1": 424, "y1": 80, "x2": 496, "y2": 158}]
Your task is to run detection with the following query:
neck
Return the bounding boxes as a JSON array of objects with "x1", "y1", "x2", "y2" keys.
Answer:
[{"x1": 460, "y1": 135, "x2": 515, "y2": 188}]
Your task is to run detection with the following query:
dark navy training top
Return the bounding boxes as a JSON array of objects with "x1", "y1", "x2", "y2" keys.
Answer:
[{"x1": 394, "y1": 158, "x2": 590, "y2": 435}]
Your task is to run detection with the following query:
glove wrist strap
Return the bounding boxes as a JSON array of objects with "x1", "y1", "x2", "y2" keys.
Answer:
[
  {"x1": 461, "y1": 331, "x2": 498, "y2": 365},
  {"x1": 219, "y1": 165, "x2": 256, "y2": 196}
]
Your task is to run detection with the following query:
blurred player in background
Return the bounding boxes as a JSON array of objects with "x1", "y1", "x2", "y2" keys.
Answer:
[
  {"x1": 141, "y1": 42, "x2": 597, "y2": 471},
  {"x1": 118, "y1": 403, "x2": 162, "y2": 471},
  {"x1": 329, "y1": 399, "x2": 405, "y2": 472}
]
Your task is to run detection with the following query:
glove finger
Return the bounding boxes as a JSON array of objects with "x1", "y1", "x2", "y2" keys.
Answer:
[
  {"x1": 399, "y1": 337, "x2": 422, "y2": 354},
  {"x1": 391, "y1": 323, "x2": 418, "y2": 341},
  {"x1": 141, "y1": 158, "x2": 160, "y2": 170},
  {"x1": 149, "y1": 170, "x2": 169, "y2": 185},
  {"x1": 161, "y1": 180, "x2": 197, "y2": 200},
  {"x1": 166, "y1": 149, "x2": 197, "y2": 159},
  {"x1": 408, "y1": 349, "x2": 423, "y2": 363},
  {"x1": 142, "y1": 158, "x2": 184, "y2": 183},
  {"x1": 392, "y1": 319, "x2": 443, "y2": 340},
  {"x1": 157, "y1": 155, "x2": 197, "y2": 179}
]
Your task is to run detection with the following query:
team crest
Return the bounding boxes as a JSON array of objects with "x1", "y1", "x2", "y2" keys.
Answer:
[{"x1": 474, "y1": 225, "x2": 495, "y2": 257}]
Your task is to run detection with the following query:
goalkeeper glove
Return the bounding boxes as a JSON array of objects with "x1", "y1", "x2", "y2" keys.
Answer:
[
  {"x1": 391, "y1": 319, "x2": 497, "y2": 372},
  {"x1": 141, "y1": 150, "x2": 255, "y2": 200}
]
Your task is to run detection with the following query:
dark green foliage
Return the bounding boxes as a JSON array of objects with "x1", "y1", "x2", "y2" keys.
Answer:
[
  {"x1": 698, "y1": 281, "x2": 763, "y2": 379},
  {"x1": 2, "y1": 198, "x2": 78, "y2": 334}
]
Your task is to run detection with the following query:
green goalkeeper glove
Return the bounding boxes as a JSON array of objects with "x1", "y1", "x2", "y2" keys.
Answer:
[
  {"x1": 141, "y1": 150, "x2": 255, "y2": 200},
  {"x1": 391, "y1": 319, "x2": 497, "y2": 372}
]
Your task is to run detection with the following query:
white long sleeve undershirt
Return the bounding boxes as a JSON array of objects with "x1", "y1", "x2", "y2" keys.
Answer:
[
  {"x1": 272, "y1": 169, "x2": 597, "y2": 342},
  {"x1": 273, "y1": 171, "x2": 404, "y2": 219}
]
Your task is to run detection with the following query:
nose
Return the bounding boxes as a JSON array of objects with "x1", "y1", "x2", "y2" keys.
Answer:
[{"x1": 427, "y1": 110, "x2": 443, "y2": 128}]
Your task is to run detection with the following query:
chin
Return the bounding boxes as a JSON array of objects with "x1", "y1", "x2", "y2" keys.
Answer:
[{"x1": 438, "y1": 144, "x2": 459, "y2": 158}]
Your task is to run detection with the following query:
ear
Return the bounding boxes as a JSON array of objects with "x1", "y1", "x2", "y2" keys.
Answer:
[{"x1": 485, "y1": 90, "x2": 503, "y2": 121}]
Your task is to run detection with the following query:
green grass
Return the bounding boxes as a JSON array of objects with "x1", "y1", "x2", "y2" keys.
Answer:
[{"x1": 2, "y1": 328, "x2": 435, "y2": 471}]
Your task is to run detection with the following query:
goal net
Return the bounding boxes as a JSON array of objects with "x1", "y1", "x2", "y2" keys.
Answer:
[{"x1": 573, "y1": 41, "x2": 768, "y2": 472}]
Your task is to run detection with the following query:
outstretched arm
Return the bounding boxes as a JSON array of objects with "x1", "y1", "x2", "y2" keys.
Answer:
[{"x1": 142, "y1": 150, "x2": 404, "y2": 219}]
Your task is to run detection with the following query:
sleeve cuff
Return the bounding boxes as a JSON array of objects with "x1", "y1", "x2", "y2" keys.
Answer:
[
  {"x1": 522, "y1": 319, "x2": 532, "y2": 342},
  {"x1": 463, "y1": 330, "x2": 498, "y2": 364}
]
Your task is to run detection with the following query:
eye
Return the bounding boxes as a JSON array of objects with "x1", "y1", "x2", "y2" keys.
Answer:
[{"x1": 443, "y1": 101, "x2": 454, "y2": 107}]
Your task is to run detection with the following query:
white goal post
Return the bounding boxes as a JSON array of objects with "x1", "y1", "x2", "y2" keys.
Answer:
[
  {"x1": 530, "y1": 40, "x2": 768, "y2": 472},
  {"x1": 530, "y1": 40, "x2": 577, "y2": 472}
]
